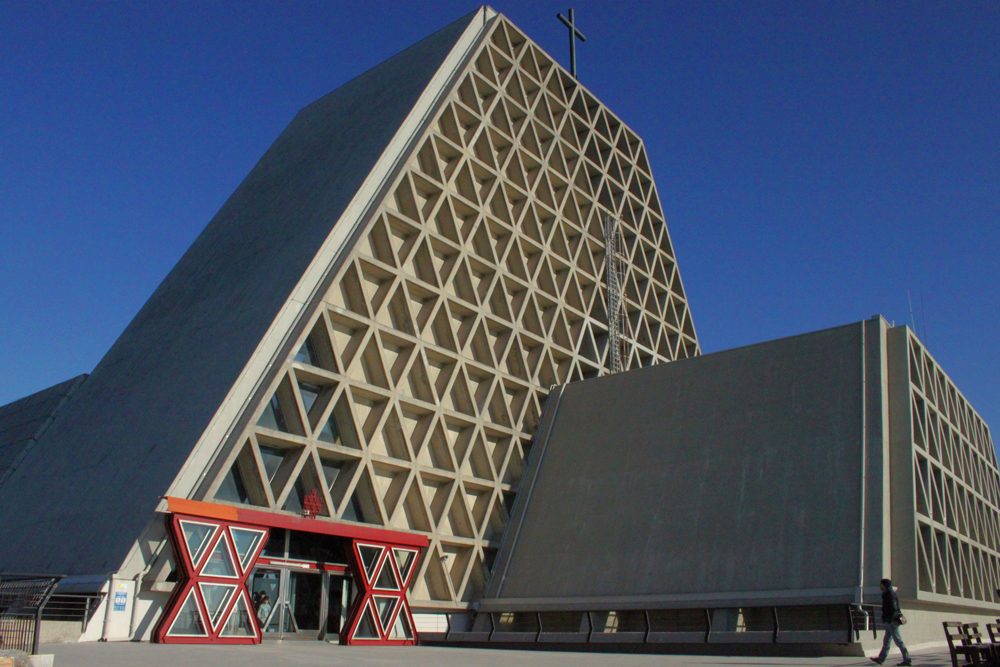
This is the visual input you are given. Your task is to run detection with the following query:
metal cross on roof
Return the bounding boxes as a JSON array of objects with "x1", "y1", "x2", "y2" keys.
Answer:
[{"x1": 556, "y1": 8, "x2": 586, "y2": 79}]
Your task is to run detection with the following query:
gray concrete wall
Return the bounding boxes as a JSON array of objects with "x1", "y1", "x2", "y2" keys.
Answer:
[
  {"x1": 887, "y1": 325, "x2": 918, "y2": 601},
  {"x1": 863, "y1": 318, "x2": 892, "y2": 603},
  {"x1": 487, "y1": 322, "x2": 879, "y2": 609}
]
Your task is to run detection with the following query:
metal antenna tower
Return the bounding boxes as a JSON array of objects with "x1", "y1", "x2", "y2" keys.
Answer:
[{"x1": 604, "y1": 215, "x2": 631, "y2": 374}]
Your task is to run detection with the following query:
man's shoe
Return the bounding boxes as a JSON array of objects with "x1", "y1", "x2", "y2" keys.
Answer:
[
  {"x1": 869, "y1": 659, "x2": 884, "y2": 665},
  {"x1": 896, "y1": 661, "x2": 912, "y2": 666}
]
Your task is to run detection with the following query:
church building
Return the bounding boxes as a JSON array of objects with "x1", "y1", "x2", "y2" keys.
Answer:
[{"x1": 0, "y1": 6, "x2": 995, "y2": 656}]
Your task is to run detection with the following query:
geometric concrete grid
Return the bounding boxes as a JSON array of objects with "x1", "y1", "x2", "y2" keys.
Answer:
[
  {"x1": 198, "y1": 16, "x2": 699, "y2": 610},
  {"x1": 896, "y1": 329, "x2": 1000, "y2": 605}
]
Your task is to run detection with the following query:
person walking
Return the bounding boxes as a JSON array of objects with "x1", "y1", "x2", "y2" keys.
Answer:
[{"x1": 871, "y1": 578, "x2": 911, "y2": 666}]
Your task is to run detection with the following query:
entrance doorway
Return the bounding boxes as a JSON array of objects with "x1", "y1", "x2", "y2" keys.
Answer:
[
  {"x1": 157, "y1": 497, "x2": 427, "y2": 646},
  {"x1": 250, "y1": 566, "x2": 352, "y2": 640}
]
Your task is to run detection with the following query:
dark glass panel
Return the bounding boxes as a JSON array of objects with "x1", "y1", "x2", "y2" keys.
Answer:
[
  {"x1": 299, "y1": 382, "x2": 322, "y2": 413},
  {"x1": 287, "y1": 531, "x2": 348, "y2": 564},
  {"x1": 258, "y1": 445, "x2": 285, "y2": 482},
  {"x1": 317, "y1": 417, "x2": 341, "y2": 445},
  {"x1": 319, "y1": 458, "x2": 344, "y2": 491},
  {"x1": 216, "y1": 464, "x2": 250, "y2": 504},
  {"x1": 295, "y1": 338, "x2": 317, "y2": 366},
  {"x1": 262, "y1": 528, "x2": 286, "y2": 557},
  {"x1": 257, "y1": 395, "x2": 288, "y2": 432}
]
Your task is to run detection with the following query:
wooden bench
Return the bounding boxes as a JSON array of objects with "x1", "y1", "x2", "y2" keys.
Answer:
[
  {"x1": 943, "y1": 621, "x2": 996, "y2": 667},
  {"x1": 987, "y1": 622, "x2": 1000, "y2": 646}
]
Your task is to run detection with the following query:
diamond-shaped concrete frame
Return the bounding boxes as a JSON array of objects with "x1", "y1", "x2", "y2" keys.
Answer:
[
  {"x1": 899, "y1": 330, "x2": 1000, "y2": 605},
  {"x1": 200, "y1": 14, "x2": 700, "y2": 609}
]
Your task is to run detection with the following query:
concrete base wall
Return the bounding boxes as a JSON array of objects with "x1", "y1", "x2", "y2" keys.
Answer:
[{"x1": 38, "y1": 620, "x2": 83, "y2": 644}]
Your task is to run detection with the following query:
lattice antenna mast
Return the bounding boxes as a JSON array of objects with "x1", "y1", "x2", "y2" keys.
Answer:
[{"x1": 604, "y1": 215, "x2": 631, "y2": 374}]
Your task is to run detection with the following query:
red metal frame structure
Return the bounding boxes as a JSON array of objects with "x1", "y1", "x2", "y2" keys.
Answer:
[
  {"x1": 153, "y1": 497, "x2": 428, "y2": 646},
  {"x1": 155, "y1": 513, "x2": 268, "y2": 643},
  {"x1": 341, "y1": 540, "x2": 421, "y2": 645}
]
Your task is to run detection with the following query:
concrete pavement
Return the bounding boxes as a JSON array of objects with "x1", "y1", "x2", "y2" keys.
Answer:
[{"x1": 41, "y1": 642, "x2": 953, "y2": 667}]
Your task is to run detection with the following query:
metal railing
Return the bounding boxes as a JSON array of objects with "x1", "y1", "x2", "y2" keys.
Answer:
[
  {"x1": 0, "y1": 574, "x2": 64, "y2": 654},
  {"x1": 850, "y1": 604, "x2": 883, "y2": 640},
  {"x1": 42, "y1": 593, "x2": 105, "y2": 632}
]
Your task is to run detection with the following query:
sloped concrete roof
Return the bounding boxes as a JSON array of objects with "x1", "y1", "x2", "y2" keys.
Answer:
[
  {"x1": 483, "y1": 322, "x2": 869, "y2": 611},
  {"x1": 0, "y1": 9, "x2": 480, "y2": 576},
  {"x1": 0, "y1": 375, "x2": 87, "y2": 488}
]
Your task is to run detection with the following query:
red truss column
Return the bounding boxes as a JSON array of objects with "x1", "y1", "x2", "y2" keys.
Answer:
[
  {"x1": 153, "y1": 514, "x2": 269, "y2": 644},
  {"x1": 341, "y1": 539, "x2": 421, "y2": 645}
]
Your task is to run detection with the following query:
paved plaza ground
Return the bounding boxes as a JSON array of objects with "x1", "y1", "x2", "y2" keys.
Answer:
[{"x1": 40, "y1": 642, "x2": 952, "y2": 667}]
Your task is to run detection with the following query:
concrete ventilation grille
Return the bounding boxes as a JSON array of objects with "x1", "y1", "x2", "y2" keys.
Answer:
[
  {"x1": 907, "y1": 332, "x2": 1000, "y2": 603},
  {"x1": 204, "y1": 17, "x2": 699, "y2": 608}
]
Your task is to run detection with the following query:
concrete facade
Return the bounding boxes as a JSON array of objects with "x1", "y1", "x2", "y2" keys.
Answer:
[
  {"x1": 0, "y1": 5, "x2": 700, "y2": 642},
  {"x1": 471, "y1": 317, "x2": 998, "y2": 650},
  {"x1": 887, "y1": 326, "x2": 1000, "y2": 609}
]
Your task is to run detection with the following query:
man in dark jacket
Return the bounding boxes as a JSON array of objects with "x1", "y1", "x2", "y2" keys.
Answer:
[{"x1": 871, "y1": 578, "x2": 911, "y2": 666}]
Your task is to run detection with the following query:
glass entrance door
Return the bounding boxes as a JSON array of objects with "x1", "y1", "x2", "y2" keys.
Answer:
[
  {"x1": 250, "y1": 567, "x2": 346, "y2": 640},
  {"x1": 250, "y1": 568, "x2": 284, "y2": 637},
  {"x1": 325, "y1": 575, "x2": 352, "y2": 639},
  {"x1": 288, "y1": 570, "x2": 322, "y2": 635}
]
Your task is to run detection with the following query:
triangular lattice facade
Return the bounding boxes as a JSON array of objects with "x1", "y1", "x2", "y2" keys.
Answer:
[{"x1": 190, "y1": 11, "x2": 699, "y2": 609}]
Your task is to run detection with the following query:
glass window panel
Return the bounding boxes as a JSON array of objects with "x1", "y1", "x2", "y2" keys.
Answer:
[
  {"x1": 374, "y1": 596, "x2": 397, "y2": 631},
  {"x1": 249, "y1": 568, "x2": 280, "y2": 634},
  {"x1": 167, "y1": 588, "x2": 207, "y2": 636},
  {"x1": 199, "y1": 583, "x2": 236, "y2": 630},
  {"x1": 342, "y1": 490, "x2": 377, "y2": 524},
  {"x1": 289, "y1": 571, "x2": 322, "y2": 632},
  {"x1": 287, "y1": 531, "x2": 347, "y2": 564},
  {"x1": 389, "y1": 608, "x2": 413, "y2": 639},
  {"x1": 358, "y1": 545, "x2": 383, "y2": 583},
  {"x1": 258, "y1": 446, "x2": 286, "y2": 482},
  {"x1": 282, "y1": 604, "x2": 299, "y2": 633},
  {"x1": 215, "y1": 464, "x2": 249, "y2": 504},
  {"x1": 230, "y1": 527, "x2": 266, "y2": 572},
  {"x1": 341, "y1": 493, "x2": 362, "y2": 522},
  {"x1": 201, "y1": 536, "x2": 237, "y2": 578},
  {"x1": 353, "y1": 603, "x2": 379, "y2": 639},
  {"x1": 294, "y1": 338, "x2": 316, "y2": 366},
  {"x1": 317, "y1": 417, "x2": 341, "y2": 445},
  {"x1": 374, "y1": 561, "x2": 400, "y2": 590},
  {"x1": 319, "y1": 458, "x2": 344, "y2": 490},
  {"x1": 392, "y1": 549, "x2": 416, "y2": 583},
  {"x1": 219, "y1": 593, "x2": 256, "y2": 637},
  {"x1": 298, "y1": 382, "x2": 321, "y2": 413},
  {"x1": 282, "y1": 476, "x2": 307, "y2": 513},
  {"x1": 257, "y1": 395, "x2": 288, "y2": 432},
  {"x1": 262, "y1": 528, "x2": 286, "y2": 558},
  {"x1": 179, "y1": 521, "x2": 216, "y2": 567}
]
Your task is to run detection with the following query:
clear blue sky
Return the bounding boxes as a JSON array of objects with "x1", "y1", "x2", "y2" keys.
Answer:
[{"x1": 2, "y1": 2, "x2": 997, "y2": 431}]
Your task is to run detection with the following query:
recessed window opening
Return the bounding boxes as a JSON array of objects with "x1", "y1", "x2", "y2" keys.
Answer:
[
  {"x1": 299, "y1": 382, "x2": 323, "y2": 413},
  {"x1": 317, "y1": 415, "x2": 342, "y2": 445},
  {"x1": 258, "y1": 395, "x2": 288, "y2": 432},
  {"x1": 320, "y1": 458, "x2": 345, "y2": 491},
  {"x1": 258, "y1": 445, "x2": 286, "y2": 482},
  {"x1": 217, "y1": 464, "x2": 250, "y2": 504},
  {"x1": 282, "y1": 475, "x2": 308, "y2": 513},
  {"x1": 295, "y1": 337, "x2": 318, "y2": 366},
  {"x1": 341, "y1": 493, "x2": 368, "y2": 523}
]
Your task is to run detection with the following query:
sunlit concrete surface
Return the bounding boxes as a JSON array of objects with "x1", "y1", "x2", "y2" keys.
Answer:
[{"x1": 42, "y1": 642, "x2": 953, "y2": 667}]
